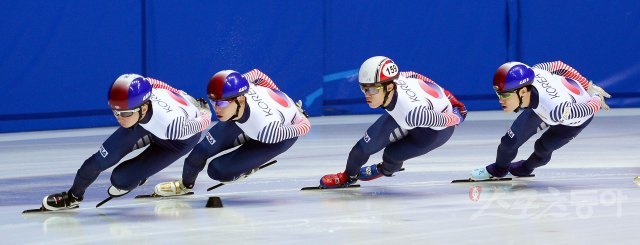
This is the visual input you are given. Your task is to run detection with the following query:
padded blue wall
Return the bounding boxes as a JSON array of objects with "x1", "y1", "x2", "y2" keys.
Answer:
[
  {"x1": 517, "y1": 0, "x2": 640, "y2": 108},
  {"x1": 323, "y1": 0, "x2": 508, "y2": 115},
  {"x1": 1, "y1": 0, "x2": 639, "y2": 133},
  {"x1": 144, "y1": 0, "x2": 324, "y2": 115},
  {"x1": 0, "y1": 1, "x2": 143, "y2": 132}
]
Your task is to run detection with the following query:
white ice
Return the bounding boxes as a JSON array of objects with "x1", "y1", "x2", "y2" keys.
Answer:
[{"x1": 1, "y1": 110, "x2": 639, "y2": 244}]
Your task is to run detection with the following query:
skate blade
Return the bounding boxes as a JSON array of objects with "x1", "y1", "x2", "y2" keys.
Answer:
[
  {"x1": 134, "y1": 192, "x2": 194, "y2": 199},
  {"x1": 451, "y1": 178, "x2": 513, "y2": 183},
  {"x1": 301, "y1": 184, "x2": 361, "y2": 191},
  {"x1": 452, "y1": 174, "x2": 536, "y2": 183},
  {"x1": 504, "y1": 174, "x2": 536, "y2": 179},
  {"x1": 206, "y1": 160, "x2": 278, "y2": 192},
  {"x1": 22, "y1": 206, "x2": 78, "y2": 214},
  {"x1": 518, "y1": 174, "x2": 535, "y2": 178}
]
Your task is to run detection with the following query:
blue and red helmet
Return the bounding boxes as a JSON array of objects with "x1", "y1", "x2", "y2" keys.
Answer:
[
  {"x1": 493, "y1": 62, "x2": 535, "y2": 92},
  {"x1": 108, "y1": 74, "x2": 152, "y2": 110},
  {"x1": 207, "y1": 70, "x2": 249, "y2": 100}
]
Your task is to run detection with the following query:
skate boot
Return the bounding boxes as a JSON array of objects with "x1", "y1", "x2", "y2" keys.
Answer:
[
  {"x1": 508, "y1": 160, "x2": 534, "y2": 177},
  {"x1": 42, "y1": 191, "x2": 82, "y2": 210},
  {"x1": 154, "y1": 179, "x2": 193, "y2": 197},
  {"x1": 471, "y1": 163, "x2": 509, "y2": 180},
  {"x1": 358, "y1": 163, "x2": 385, "y2": 181},
  {"x1": 108, "y1": 185, "x2": 131, "y2": 197},
  {"x1": 320, "y1": 171, "x2": 357, "y2": 188},
  {"x1": 470, "y1": 167, "x2": 493, "y2": 180}
]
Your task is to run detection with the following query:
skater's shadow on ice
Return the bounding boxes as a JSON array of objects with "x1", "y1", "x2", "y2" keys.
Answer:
[
  {"x1": 220, "y1": 196, "x2": 285, "y2": 206},
  {"x1": 92, "y1": 208, "x2": 164, "y2": 221},
  {"x1": 317, "y1": 186, "x2": 431, "y2": 200}
]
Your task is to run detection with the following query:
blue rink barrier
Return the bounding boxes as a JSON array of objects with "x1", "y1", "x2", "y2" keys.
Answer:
[{"x1": 1, "y1": 0, "x2": 639, "y2": 132}]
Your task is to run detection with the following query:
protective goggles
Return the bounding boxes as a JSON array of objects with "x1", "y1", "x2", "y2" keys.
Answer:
[
  {"x1": 209, "y1": 97, "x2": 237, "y2": 108},
  {"x1": 112, "y1": 107, "x2": 141, "y2": 118},
  {"x1": 495, "y1": 90, "x2": 516, "y2": 99},
  {"x1": 359, "y1": 83, "x2": 384, "y2": 95}
]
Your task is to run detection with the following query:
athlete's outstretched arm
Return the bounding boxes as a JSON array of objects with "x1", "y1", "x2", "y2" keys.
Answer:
[
  {"x1": 532, "y1": 61, "x2": 589, "y2": 90},
  {"x1": 165, "y1": 115, "x2": 211, "y2": 140},
  {"x1": 549, "y1": 96, "x2": 601, "y2": 122},
  {"x1": 147, "y1": 78, "x2": 183, "y2": 94},
  {"x1": 400, "y1": 71, "x2": 467, "y2": 118},
  {"x1": 400, "y1": 71, "x2": 437, "y2": 85},
  {"x1": 244, "y1": 69, "x2": 280, "y2": 90},
  {"x1": 405, "y1": 106, "x2": 461, "y2": 128},
  {"x1": 255, "y1": 112, "x2": 311, "y2": 144}
]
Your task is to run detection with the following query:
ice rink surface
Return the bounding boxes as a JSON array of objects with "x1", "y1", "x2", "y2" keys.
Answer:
[{"x1": 1, "y1": 110, "x2": 639, "y2": 244}]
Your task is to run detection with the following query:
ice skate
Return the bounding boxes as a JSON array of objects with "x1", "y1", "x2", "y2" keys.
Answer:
[
  {"x1": 318, "y1": 171, "x2": 358, "y2": 188},
  {"x1": 507, "y1": 160, "x2": 536, "y2": 177},
  {"x1": 451, "y1": 167, "x2": 513, "y2": 183},
  {"x1": 42, "y1": 191, "x2": 82, "y2": 211},
  {"x1": 470, "y1": 167, "x2": 493, "y2": 180},
  {"x1": 301, "y1": 171, "x2": 360, "y2": 190},
  {"x1": 153, "y1": 179, "x2": 193, "y2": 197},
  {"x1": 358, "y1": 163, "x2": 384, "y2": 181}
]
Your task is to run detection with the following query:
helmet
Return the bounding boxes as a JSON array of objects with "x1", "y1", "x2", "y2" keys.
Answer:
[
  {"x1": 493, "y1": 62, "x2": 534, "y2": 92},
  {"x1": 207, "y1": 70, "x2": 249, "y2": 100},
  {"x1": 108, "y1": 74, "x2": 152, "y2": 110},
  {"x1": 358, "y1": 56, "x2": 400, "y2": 84}
]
